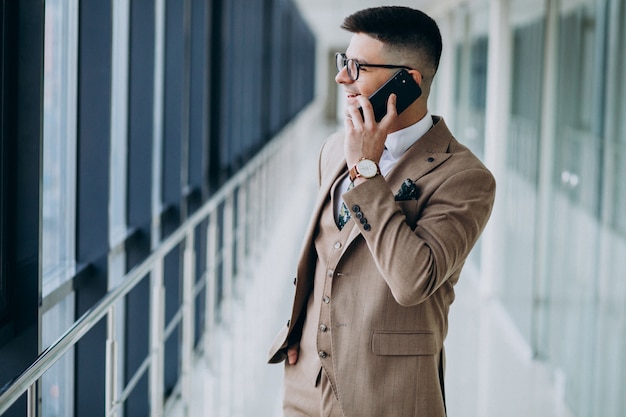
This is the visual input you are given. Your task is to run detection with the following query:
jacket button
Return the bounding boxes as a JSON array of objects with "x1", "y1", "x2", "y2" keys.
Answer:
[
  {"x1": 352, "y1": 205, "x2": 361, "y2": 213},
  {"x1": 322, "y1": 296, "x2": 330, "y2": 304},
  {"x1": 318, "y1": 351, "x2": 328, "y2": 358},
  {"x1": 293, "y1": 277, "x2": 297, "y2": 286},
  {"x1": 319, "y1": 324, "x2": 328, "y2": 332},
  {"x1": 286, "y1": 320, "x2": 290, "y2": 327},
  {"x1": 364, "y1": 224, "x2": 371, "y2": 231},
  {"x1": 427, "y1": 157, "x2": 435, "y2": 162}
]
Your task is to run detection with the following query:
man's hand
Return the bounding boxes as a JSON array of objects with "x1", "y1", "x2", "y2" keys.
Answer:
[
  {"x1": 344, "y1": 93, "x2": 398, "y2": 170},
  {"x1": 287, "y1": 343, "x2": 299, "y2": 365}
]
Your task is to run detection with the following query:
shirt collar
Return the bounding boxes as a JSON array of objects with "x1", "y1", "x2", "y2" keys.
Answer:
[{"x1": 384, "y1": 111, "x2": 433, "y2": 160}]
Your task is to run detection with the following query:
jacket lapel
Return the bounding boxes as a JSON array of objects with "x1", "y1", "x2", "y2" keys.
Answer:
[{"x1": 385, "y1": 116, "x2": 453, "y2": 191}]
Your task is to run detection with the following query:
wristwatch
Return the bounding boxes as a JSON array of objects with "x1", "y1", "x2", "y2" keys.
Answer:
[{"x1": 349, "y1": 158, "x2": 380, "y2": 181}]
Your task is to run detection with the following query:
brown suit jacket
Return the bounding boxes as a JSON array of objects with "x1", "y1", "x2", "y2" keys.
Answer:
[{"x1": 269, "y1": 116, "x2": 496, "y2": 416}]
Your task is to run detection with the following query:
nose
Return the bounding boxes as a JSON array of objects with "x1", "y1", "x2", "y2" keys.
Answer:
[{"x1": 335, "y1": 66, "x2": 352, "y2": 84}]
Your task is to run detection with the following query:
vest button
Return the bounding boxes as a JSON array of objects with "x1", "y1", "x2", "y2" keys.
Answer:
[
  {"x1": 322, "y1": 296, "x2": 330, "y2": 304},
  {"x1": 319, "y1": 324, "x2": 328, "y2": 332},
  {"x1": 318, "y1": 351, "x2": 328, "y2": 358}
]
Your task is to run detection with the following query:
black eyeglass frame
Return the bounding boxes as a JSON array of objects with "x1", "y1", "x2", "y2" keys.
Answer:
[{"x1": 335, "y1": 52, "x2": 413, "y2": 81}]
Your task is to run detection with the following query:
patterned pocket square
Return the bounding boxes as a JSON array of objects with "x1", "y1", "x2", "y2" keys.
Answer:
[{"x1": 395, "y1": 179, "x2": 419, "y2": 201}]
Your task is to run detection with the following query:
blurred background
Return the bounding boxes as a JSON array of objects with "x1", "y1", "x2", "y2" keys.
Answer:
[{"x1": 0, "y1": 0, "x2": 624, "y2": 416}]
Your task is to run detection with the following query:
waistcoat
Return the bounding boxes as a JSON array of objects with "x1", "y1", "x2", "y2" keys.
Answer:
[{"x1": 298, "y1": 173, "x2": 352, "y2": 387}]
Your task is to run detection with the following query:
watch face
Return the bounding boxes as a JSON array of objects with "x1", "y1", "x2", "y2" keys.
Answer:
[{"x1": 358, "y1": 159, "x2": 378, "y2": 178}]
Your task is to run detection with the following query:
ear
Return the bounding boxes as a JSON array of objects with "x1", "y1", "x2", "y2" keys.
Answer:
[{"x1": 407, "y1": 69, "x2": 424, "y2": 86}]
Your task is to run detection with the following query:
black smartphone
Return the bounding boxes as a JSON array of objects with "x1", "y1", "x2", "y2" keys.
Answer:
[{"x1": 359, "y1": 69, "x2": 422, "y2": 122}]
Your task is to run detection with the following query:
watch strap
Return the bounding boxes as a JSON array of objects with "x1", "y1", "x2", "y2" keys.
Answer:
[{"x1": 349, "y1": 165, "x2": 359, "y2": 182}]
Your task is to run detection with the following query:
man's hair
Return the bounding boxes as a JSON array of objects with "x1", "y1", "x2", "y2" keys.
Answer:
[{"x1": 341, "y1": 6, "x2": 442, "y2": 76}]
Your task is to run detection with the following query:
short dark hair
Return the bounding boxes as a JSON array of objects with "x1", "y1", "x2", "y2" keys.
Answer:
[{"x1": 341, "y1": 6, "x2": 442, "y2": 75}]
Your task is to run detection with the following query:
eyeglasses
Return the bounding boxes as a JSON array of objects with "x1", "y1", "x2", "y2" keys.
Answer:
[{"x1": 335, "y1": 52, "x2": 412, "y2": 81}]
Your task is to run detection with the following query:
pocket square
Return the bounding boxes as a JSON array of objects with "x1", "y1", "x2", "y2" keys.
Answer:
[{"x1": 395, "y1": 179, "x2": 419, "y2": 201}]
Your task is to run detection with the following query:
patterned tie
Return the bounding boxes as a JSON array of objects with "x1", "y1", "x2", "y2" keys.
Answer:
[{"x1": 337, "y1": 181, "x2": 354, "y2": 229}]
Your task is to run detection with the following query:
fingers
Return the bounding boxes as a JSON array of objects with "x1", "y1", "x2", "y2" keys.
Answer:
[
  {"x1": 346, "y1": 94, "x2": 397, "y2": 127},
  {"x1": 377, "y1": 93, "x2": 397, "y2": 128},
  {"x1": 287, "y1": 345, "x2": 299, "y2": 365},
  {"x1": 361, "y1": 93, "x2": 397, "y2": 133},
  {"x1": 345, "y1": 103, "x2": 364, "y2": 129},
  {"x1": 343, "y1": 93, "x2": 396, "y2": 167},
  {"x1": 354, "y1": 95, "x2": 375, "y2": 126}
]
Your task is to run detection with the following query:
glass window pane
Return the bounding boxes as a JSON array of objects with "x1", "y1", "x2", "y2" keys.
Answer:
[
  {"x1": 0, "y1": 190, "x2": 5, "y2": 316},
  {"x1": 42, "y1": 0, "x2": 78, "y2": 296},
  {"x1": 502, "y1": 17, "x2": 545, "y2": 345},
  {"x1": 595, "y1": 5, "x2": 626, "y2": 414},
  {"x1": 42, "y1": 0, "x2": 78, "y2": 415},
  {"x1": 452, "y1": 6, "x2": 489, "y2": 161},
  {"x1": 42, "y1": 296, "x2": 75, "y2": 417},
  {"x1": 613, "y1": 4, "x2": 626, "y2": 236},
  {"x1": 543, "y1": 2, "x2": 606, "y2": 415}
]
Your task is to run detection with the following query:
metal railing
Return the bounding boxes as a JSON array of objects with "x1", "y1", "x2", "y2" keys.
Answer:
[{"x1": 0, "y1": 103, "x2": 325, "y2": 417}]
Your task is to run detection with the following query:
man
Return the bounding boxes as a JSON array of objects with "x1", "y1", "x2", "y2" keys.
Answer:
[{"x1": 268, "y1": 6, "x2": 496, "y2": 417}]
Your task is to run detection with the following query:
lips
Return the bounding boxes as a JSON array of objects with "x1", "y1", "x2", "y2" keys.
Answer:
[{"x1": 345, "y1": 91, "x2": 361, "y2": 103}]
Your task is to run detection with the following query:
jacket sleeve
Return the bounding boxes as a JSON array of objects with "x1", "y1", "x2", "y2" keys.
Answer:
[{"x1": 341, "y1": 167, "x2": 496, "y2": 306}]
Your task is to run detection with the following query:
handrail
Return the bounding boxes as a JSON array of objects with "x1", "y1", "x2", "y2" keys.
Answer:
[{"x1": 0, "y1": 105, "x2": 316, "y2": 415}]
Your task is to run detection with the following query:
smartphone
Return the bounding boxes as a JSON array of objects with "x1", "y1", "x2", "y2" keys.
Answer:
[{"x1": 359, "y1": 69, "x2": 422, "y2": 122}]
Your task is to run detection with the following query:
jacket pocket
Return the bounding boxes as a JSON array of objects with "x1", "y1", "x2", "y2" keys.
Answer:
[{"x1": 371, "y1": 330, "x2": 438, "y2": 356}]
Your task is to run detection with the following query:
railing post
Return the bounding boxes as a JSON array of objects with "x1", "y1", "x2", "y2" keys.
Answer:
[
  {"x1": 26, "y1": 383, "x2": 37, "y2": 417},
  {"x1": 247, "y1": 169, "x2": 261, "y2": 259},
  {"x1": 237, "y1": 185, "x2": 248, "y2": 286},
  {"x1": 205, "y1": 213, "x2": 217, "y2": 364},
  {"x1": 150, "y1": 259, "x2": 165, "y2": 417},
  {"x1": 105, "y1": 305, "x2": 119, "y2": 417},
  {"x1": 258, "y1": 162, "x2": 268, "y2": 248},
  {"x1": 222, "y1": 195, "x2": 234, "y2": 320},
  {"x1": 203, "y1": 213, "x2": 219, "y2": 414},
  {"x1": 181, "y1": 230, "x2": 195, "y2": 416}
]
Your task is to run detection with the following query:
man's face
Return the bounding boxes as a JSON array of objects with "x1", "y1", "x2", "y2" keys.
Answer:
[{"x1": 335, "y1": 33, "x2": 397, "y2": 107}]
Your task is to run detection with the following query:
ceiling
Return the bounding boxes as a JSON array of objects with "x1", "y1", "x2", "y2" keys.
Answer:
[{"x1": 292, "y1": 0, "x2": 435, "y2": 51}]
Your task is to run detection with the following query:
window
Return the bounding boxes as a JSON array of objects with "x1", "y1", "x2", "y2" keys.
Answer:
[
  {"x1": 41, "y1": 297, "x2": 75, "y2": 417},
  {"x1": 41, "y1": 1, "x2": 78, "y2": 415},
  {"x1": 0, "y1": 144, "x2": 5, "y2": 327},
  {"x1": 0, "y1": 106, "x2": 6, "y2": 325},
  {"x1": 451, "y1": 6, "x2": 489, "y2": 160},
  {"x1": 42, "y1": 0, "x2": 78, "y2": 297},
  {"x1": 0, "y1": 0, "x2": 10, "y2": 330},
  {"x1": 612, "y1": 3, "x2": 626, "y2": 236}
]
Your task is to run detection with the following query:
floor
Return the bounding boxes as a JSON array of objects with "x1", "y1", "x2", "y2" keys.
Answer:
[
  {"x1": 443, "y1": 270, "x2": 574, "y2": 417},
  {"x1": 169, "y1": 105, "x2": 576, "y2": 417}
]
